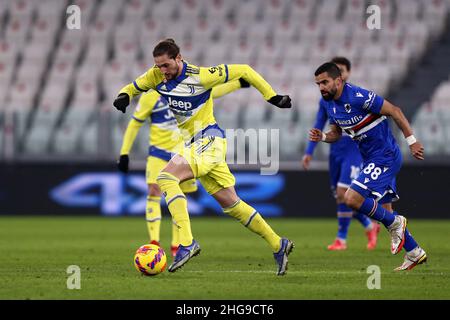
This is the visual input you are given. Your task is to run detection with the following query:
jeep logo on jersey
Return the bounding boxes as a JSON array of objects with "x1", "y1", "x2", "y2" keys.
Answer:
[
  {"x1": 344, "y1": 103, "x2": 352, "y2": 113},
  {"x1": 167, "y1": 96, "x2": 193, "y2": 110}
]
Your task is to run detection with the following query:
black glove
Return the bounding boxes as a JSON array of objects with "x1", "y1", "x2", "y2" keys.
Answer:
[
  {"x1": 268, "y1": 95, "x2": 292, "y2": 109},
  {"x1": 117, "y1": 154, "x2": 129, "y2": 173},
  {"x1": 113, "y1": 93, "x2": 130, "y2": 113},
  {"x1": 239, "y1": 78, "x2": 250, "y2": 88}
]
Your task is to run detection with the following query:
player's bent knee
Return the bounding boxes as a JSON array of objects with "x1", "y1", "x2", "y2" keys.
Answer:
[
  {"x1": 336, "y1": 191, "x2": 346, "y2": 204},
  {"x1": 156, "y1": 172, "x2": 179, "y2": 190},
  {"x1": 212, "y1": 187, "x2": 239, "y2": 208},
  {"x1": 344, "y1": 190, "x2": 363, "y2": 210},
  {"x1": 161, "y1": 155, "x2": 194, "y2": 182}
]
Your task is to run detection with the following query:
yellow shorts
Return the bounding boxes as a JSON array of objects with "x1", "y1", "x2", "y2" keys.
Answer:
[
  {"x1": 146, "y1": 156, "x2": 197, "y2": 194},
  {"x1": 179, "y1": 136, "x2": 235, "y2": 195}
]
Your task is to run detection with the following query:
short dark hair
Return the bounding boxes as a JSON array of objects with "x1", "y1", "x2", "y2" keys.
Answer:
[
  {"x1": 153, "y1": 38, "x2": 180, "y2": 59},
  {"x1": 314, "y1": 62, "x2": 341, "y2": 79},
  {"x1": 331, "y1": 56, "x2": 351, "y2": 71}
]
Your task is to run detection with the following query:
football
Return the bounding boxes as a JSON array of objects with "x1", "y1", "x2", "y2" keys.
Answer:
[{"x1": 134, "y1": 244, "x2": 167, "y2": 276}]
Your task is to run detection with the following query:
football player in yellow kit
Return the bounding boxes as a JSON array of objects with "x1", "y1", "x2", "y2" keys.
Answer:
[
  {"x1": 114, "y1": 39, "x2": 293, "y2": 275},
  {"x1": 117, "y1": 79, "x2": 247, "y2": 257}
]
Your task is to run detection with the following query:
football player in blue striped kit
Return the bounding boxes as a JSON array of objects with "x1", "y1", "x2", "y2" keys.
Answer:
[
  {"x1": 302, "y1": 57, "x2": 380, "y2": 251},
  {"x1": 309, "y1": 62, "x2": 427, "y2": 270}
]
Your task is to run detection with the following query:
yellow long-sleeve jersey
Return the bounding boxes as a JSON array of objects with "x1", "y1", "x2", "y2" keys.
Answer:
[
  {"x1": 120, "y1": 90, "x2": 180, "y2": 160},
  {"x1": 120, "y1": 80, "x2": 243, "y2": 160},
  {"x1": 119, "y1": 62, "x2": 277, "y2": 142}
]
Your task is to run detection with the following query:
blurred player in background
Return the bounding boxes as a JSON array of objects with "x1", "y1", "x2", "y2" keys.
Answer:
[
  {"x1": 113, "y1": 39, "x2": 294, "y2": 275},
  {"x1": 117, "y1": 80, "x2": 248, "y2": 257},
  {"x1": 302, "y1": 57, "x2": 380, "y2": 251},
  {"x1": 310, "y1": 62, "x2": 427, "y2": 270}
]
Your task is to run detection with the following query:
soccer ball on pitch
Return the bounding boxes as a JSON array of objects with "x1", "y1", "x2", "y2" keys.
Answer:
[{"x1": 134, "y1": 244, "x2": 167, "y2": 276}]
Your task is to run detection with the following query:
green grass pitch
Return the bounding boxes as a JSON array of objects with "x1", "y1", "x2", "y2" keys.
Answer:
[{"x1": 0, "y1": 216, "x2": 449, "y2": 300}]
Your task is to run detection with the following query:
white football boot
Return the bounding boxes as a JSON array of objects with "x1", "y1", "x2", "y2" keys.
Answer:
[
  {"x1": 387, "y1": 215, "x2": 407, "y2": 254},
  {"x1": 394, "y1": 246, "x2": 427, "y2": 271}
]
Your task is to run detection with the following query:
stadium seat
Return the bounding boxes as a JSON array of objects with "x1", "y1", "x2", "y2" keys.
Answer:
[
  {"x1": 0, "y1": 60, "x2": 15, "y2": 88},
  {"x1": 52, "y1": 108, "x2": 93, "y2": 154},
  {"x1": 55, "y1": 31, "x2": 84, "y2": 62},
  {"x1": 8, "y1": 0, "x2": 35, "y2": 18},
  {"x1": 412, "y1": 110, "x2": 446, "y2": 155},
  {"x1": 4, "y1": 15, "x2": 32, "y2": 50},
  {"x1": 150, "y1": 0, "x2": 177, "y2": 20},
  {"x1": 191, "y1": 18, "x2": 215, "y2": 44},
  {"x1": 139, "y1": 18, "x2": 165, "y2": 55},
  {"x1": 316, "y1": 0, "x2": 341, "y2": 22},
  {"x1": 386, "y1": 42, "x2": 411, "y2": 82},
  {"x1": 52, "y1": 75, "x2": 99, "y2": 155},
  {"x1": 279, "y1": 123, "x2": 304, "y2": 158},
  {"x1": 114, "y1": 38, "x2": 140, "y2": 61},
  {"x1": 35, "y1": 0, "x2": 66, "y2": 18},
  {"x1": 122, "y1": 0, "x2": 149, "y2": 23},
  {"x1": 405, "y1": 22, "x2": 430, "y2": 60},
  {"x1": 30, "y1": 16, "x2": 59, "y2": 44},
  {"x1": 289, "y1": 0, "x2": 315, "y2": 22},
  {"x1": 79, "y1": 121, "x2": 99, "y2": 155},
  {"x1": 241, "y1": 90, "x2": 271, "y2": 129},
  {"x1": 218, "y1": 20, "x2": 244, "y2": 44},
  {"x1": 46, "y1": 57, "x2": 75, "y2": 83},
  {"x1": 423, "y1": 0, "x2": 448, "y2": 38}
]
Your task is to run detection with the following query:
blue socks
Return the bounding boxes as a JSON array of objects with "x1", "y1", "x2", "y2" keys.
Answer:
[
  {"x1": 358, "y1": 198, "x2": 395, "y2": 227},
  {"x1": 353, "y1": 212, "x2": 372, "y2": 229},
  {"x1": 336, "y1": 204, "x2": 374, "y2": 239},
  {"x1": 337, "y1": 204, "x2": 352, "y2": 240},
  {"x1": 357, "y1": 199, "x2": 419, "y2": 252}
]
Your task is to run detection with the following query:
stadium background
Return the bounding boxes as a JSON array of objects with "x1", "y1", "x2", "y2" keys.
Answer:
[{"x1": 1, "y1": 0, "x2": 449, "y2": 218}]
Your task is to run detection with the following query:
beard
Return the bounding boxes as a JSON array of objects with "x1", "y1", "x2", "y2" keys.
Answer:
[
  {"x1": 165, "y1": 72, "x2": 176, "y2": 80},
  {"x1": 321, "y1": 88, "x2": 336, "y2": 101},
  {"x1": 165, "y1": 63, "x2": 181, "y2": 80}
]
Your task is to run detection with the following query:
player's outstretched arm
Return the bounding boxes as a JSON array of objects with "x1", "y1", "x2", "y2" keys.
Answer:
[
  {"x1": 309, "y1": 124, "x2": 342, "y2": 143},
  {"x1": 211, "y1": 79, "x2": 247, "y2": 99},
  {"x1": 200, "y1": 64, "x2": 291, "y2": 108},
  {"x1": 380, "y1": 100, "x2": 424, "y2": 160},
  {"x1": 114, "y1": 68, "x2": 158, "y2": 113},
  {"x1": 303, "y1": 102, "x2": 329, "y2": 169},
  {"x1": 118, "y1": 118, "x2": 145, "y2": 173}
]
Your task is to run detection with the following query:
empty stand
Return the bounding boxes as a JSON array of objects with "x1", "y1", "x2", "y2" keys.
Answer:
[{"x1": 0, "y1": 0, "x2": 448, "y2": 162}]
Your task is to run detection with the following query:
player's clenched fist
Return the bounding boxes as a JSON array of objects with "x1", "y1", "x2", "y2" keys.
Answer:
[
  {"x1": 309, "y1": 128, "x2": 323, "y2": 142},
  {"x1": 113, "y1": 93, "x2": 130, "y2": 113},
  {"x1": 268, "y1": 95, "x2": 292, "y2": 108},
  {"x1": 410, "y1": 141, "x2": 424, "y2": 160},
  {"x1": 117, "y1": 154, "x2": 129, "y2": 173}
]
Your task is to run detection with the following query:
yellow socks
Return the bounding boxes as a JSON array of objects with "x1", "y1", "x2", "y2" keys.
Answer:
[
  {"x1": 156, "y1": 172, "x2": 193, "y2": 246},
  {"x1": 145, "y1": 196, "x2": 161, "y2": 243},
  {"x1": 145, "y1": 195, "x2": 180, "y2": 248},
  {"x1": 171, "y1": 219, "x2": 180, "y2": 248},
  {"x1": 223, "y1": 200, "x2": 281, "y2": 252}
]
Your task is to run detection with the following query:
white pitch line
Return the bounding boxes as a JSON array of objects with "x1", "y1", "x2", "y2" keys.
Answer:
[{"x1": 182, "y1": 270, "x2": 446, "y2": 275}]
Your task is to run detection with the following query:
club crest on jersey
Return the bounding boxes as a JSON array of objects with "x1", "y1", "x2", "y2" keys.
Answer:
[{"x1": 344, "y1": 103, "x2": 352, "y2": 113}]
